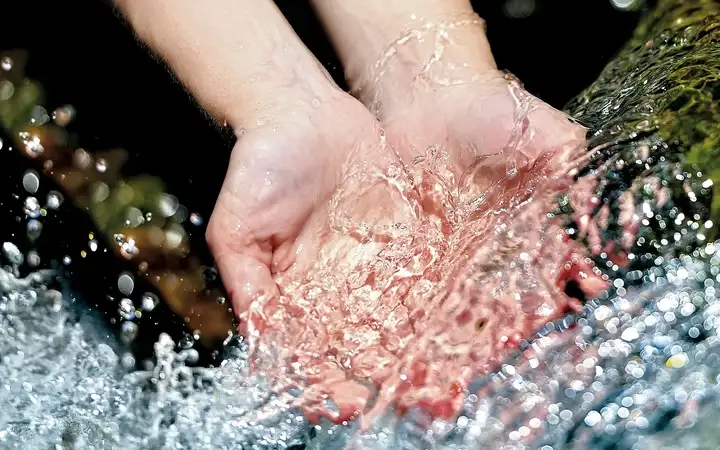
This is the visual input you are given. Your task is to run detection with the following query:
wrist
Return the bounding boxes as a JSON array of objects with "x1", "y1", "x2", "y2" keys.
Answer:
[
  {"x1": 312, "y1": 1, "x2": 495, "y2": 108},
  {"x1": 116, "y1": 0, "x2": 342, "y2": 132}
]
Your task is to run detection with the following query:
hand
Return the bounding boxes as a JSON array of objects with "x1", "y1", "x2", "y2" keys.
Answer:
[{"x1": 311, "y1": 1, "x2": 594, "y2": 422}]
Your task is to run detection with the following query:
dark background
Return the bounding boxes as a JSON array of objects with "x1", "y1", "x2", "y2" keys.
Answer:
[
  {"x1": 0, "y1": 0, "x2": 641, "y2": 224},
  {"x1": 0, "y1": 0, "x2": 641, "y2": 357}
]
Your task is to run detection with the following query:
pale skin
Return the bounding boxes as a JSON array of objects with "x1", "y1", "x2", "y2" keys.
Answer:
[{"x1": 115, "y1": 0, "x2": 587, "y2": 420}]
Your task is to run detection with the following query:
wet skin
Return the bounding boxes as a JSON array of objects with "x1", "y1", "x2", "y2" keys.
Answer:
[{"x1": 115, "y1": 0, "x2": 597, "y2": 424}]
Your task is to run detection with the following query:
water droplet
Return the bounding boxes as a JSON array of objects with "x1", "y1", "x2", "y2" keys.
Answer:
[
  {"x1": 141, "y1": 293, "x2": 159, "y2": 312},
  {"x1": 2, "y1": 242, "x2": 23, "y2": 265},
  {"x1": 178, "y1": 348, "x2": 200, "y2": 365},
  {"x1": 173, "y1": 205, "x2": 188, "y2": 223},
  {"x1": 118, "y1": 272, "x2": 135, "y2": 295},
  {"x1": 118, "y1": 298, "x2": 135, "y2": 320},
  {"x1": 73, "y1": 148, "x2": 92, "y2": 169},
  {"x1": 126, "y1": 207, "x2": 145, "y2": 227},
  {"x1": 189, "y1": 212, "x2": 203, "y2": 226},
  {"x1": 120, "y1": 321, "x2": 139, "y2": 344},
  {"x1": 18, "y1": 132, "x2": 44, "y2": 157},
  {"x1": 121, "y1": 353, "x2": 136, "y2": 369},
  {"x1": 22, "y1": 171, "x2": 40, "y2": 194},
  {"x1": 95, "y1": 158, "x2": 107, "y2": 173},
  {"x1": 52, "y1": 105, "x2": 75, "y2": 127},
  {"x1": 46, "y1": 191, "x2": 64, "y2": 210},
  {"x1": 26, "y1": 219, "x2": 43, "y2": 241},
  {"x1": 179, "y1": 333, "x2": 195, "y2": 349},
  {"x1": 0, "y1": 56, "x2": 13, "y2": 71},
  {"x1": 29, "y1": 106, "x2": 49, "y2": 126},
  {"x1": 158, "y1": 194, "x2": 179, "y2": 217},
  {"x1": 610, "y1": 0, "x2": 639, "y2": 11},
  {"x1": 26, "y1": 251, "x2": 40, "y2": 267},
  {"x1": 24, "y1": 197, "x2": 41, "y2": 218}
]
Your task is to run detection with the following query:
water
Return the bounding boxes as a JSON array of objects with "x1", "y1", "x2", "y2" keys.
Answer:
[{"x1": 4, "y1": 0, "x2": 720, "y2": 448}]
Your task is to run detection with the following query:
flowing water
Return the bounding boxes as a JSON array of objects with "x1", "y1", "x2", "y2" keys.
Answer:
[{"x1": 4, "y1": 0, "x2": 720, "y2": 448}]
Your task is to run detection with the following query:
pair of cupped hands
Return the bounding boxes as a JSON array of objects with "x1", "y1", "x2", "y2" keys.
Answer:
[{"x1": 117, "y1": 0, "x2": 586, "y2": 325}]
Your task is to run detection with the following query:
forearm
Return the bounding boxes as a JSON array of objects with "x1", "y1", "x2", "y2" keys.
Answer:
[
  {"x1": 311, "y1": 0, "x2": 496, "y2": 100},
  {"x1": 115, "y1": 0, "x2": 338, "y2": 130}
]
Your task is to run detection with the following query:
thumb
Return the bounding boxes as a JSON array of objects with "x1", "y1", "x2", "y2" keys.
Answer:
[{"x1": 206, "y1": 207, "x2": 279, "y2": 339}]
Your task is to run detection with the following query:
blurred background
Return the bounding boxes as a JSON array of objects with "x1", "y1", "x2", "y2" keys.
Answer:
[
  {"x1": 0, "y1": 0, "x2": 642, "y2": 357},
  {"x1": 0, "y1": 0, "x2": 642, "y2": 223}
]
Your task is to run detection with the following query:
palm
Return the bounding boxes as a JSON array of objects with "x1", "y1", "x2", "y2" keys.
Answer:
[{"x1": 380, "y1": 71, "x2": 585, "y2": 191}]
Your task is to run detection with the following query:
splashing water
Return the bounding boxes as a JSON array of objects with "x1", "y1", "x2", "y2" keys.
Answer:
[{"x1": 4, "y1": 0, "x2": 720, "y2": 448}]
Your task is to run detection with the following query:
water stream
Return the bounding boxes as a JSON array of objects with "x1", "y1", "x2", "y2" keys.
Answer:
[{"x1": 3, "y1": 0, "x2": 720, "y2": 448}]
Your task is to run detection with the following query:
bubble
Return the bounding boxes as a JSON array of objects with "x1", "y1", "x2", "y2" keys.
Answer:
[
  {"x1": 141, "y1": 292, "x2": 159, "y2": 312},
  {"x1": 52, "y1": 105, "x2": 76, "y2": 127},
  {"x1": 503, "y1": 0, "x2": 536, "y2": 19},
  {"x1": 118, "y1": 298, "x2": 136, "y2": 320},
  {"x1": 178, "y1": 348, "x2": 200, "y2": 365},
  {"x1": 73, "y1": 148, "x2": 92, "y2": 169},
  {"x1": 46, "y1": 191, "x2": 64, "y2": 210},
  {"x1": 115, "y1": 235, "x2": 139, "y2": 260},
  {"x1": 18, "y1": 132, "x2": 44, "y2": 157},
  {"x1": 26, "y1": 251, "x2": 40, "y2": 267},
  {"x1": 62, "y1": 256, "x2": 72, "y2": 265},
  {"x1": 179, "y1": 333, "x2": 195, "y2": 349},
  {"x1": 126, "y1": 207, "x2": 145, "y2": 227},
  {"x1": 92, "y1": 182, "x2": 110, "y2": 203},
  {"x1": 23, "y1": 197, "x2": 41, "y2": 218},
  {"x1": 610, "y1": 0, "x2": 640, "y2": 11},
  {"x1": 121, "y1": 353, "x2": 136, "y2": 369},
  {"x1": 173, "y1": 204, "x2": 189, "y2": 223},
  {"x1": 158, "y1": 194, "x2": 179, "y2": 217},
  {"x1": 0, "y1": 56, "x2": 13, "y2": 71},
  {"x1": 95, "y1": 158, "x2": 107, "y2": 173},
  {"x1": 22, "y1": 171, "x2": 40, "y2": 194},
  {"x1": 312, "y1": 98, "x2": 320, "y2": 107},
  {"x1": 189, "y1": 212, "x2": 203, "y2": 226},
  {"x1": 118, "y1": 273, "x2": 135, "y2": 295},
  {"x1": 26, "y1": 219, "x2": 43, "y2": 241},
  {"x1": 120, "y1": 321, "x2": 139, "y2": 345},
  {"x1": 2, "y1": 242, "x2": 24, "y2": 265},
  {"x1": 29, "y1": 106, "x2": 49, "y2": 126}
]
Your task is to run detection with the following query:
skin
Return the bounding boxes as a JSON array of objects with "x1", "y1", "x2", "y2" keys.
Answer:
[{"x1": 115, "y1": 0, "x2": 588, "y2": 421}]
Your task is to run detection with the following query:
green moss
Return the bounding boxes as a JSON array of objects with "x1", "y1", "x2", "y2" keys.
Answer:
[{"x1": 566, "y1": 0, "x2": 720, "y2": 253}]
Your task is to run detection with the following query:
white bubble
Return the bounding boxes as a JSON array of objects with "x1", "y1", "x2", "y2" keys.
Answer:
[
  {"x1": 22, "y1": 171, "x2": 40, "y2": 194},
  {"x1": 24, "y1": 197, "x2": 41, "y2": 218},
  {"x1": 118, "y1": 273, "x2": 135, "y2": 295},
  {"x1": 46, "y1": 191, "x2": 64, "y2": 210},
  {"x1": 610, "y1": 0, "x2": 638, "y2": 10},
  {"x1": 141, "y1": 293, "x2": 159, "y2": 312},
  {"x1": 189, "y1": 212, "x2": 203, "y2": 226},
  {"x1": 26, "y1": 251, "x2": 40, "y2": 267},
  {"x1": 118, "y1": 298, "x2": 135, "y2": 320},
  {"x1": 26, "y1": 219, "x2": 43, "y2": 241},
  {"x1": 158, "y1": 194, "x2": 179, "y2": 217},
  {"x1": 120, "y1": 321, "x2": 139, "y2": 344},
  {"x1": 0, "y1": 56, "x2": 13, "y2": 71},
  {"x1": 2, "y1": 242, "x2": 23, "y2": 265}
]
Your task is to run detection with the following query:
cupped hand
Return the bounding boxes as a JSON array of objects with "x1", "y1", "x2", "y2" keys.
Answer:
[{"x1": 205, "y1": 91, "x2": 415, "y2": 334}]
